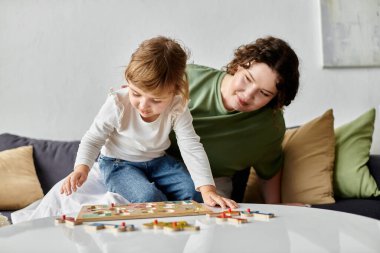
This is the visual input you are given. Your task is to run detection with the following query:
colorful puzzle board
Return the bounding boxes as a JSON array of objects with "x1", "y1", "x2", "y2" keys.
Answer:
[{"x1": 75, "y1": 200, "x2": 213, "y2": 222}]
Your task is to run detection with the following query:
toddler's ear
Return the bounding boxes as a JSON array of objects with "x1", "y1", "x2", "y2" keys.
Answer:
[{"x1": 121, "y1": 79, "x2": 130, "y2": 89}]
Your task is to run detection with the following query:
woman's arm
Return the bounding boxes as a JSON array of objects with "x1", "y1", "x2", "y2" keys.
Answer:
[
  {"x1": 258, "y1": 168, "x2": 282, "y2": 204},
  {"x1": 258, "y1": 168, "x2": 306, "y2": 206}
]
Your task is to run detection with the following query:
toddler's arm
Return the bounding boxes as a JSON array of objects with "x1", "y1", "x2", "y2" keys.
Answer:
[
  {"x1": 61, "y1": 93, "x2": 119, "y2": 196},
  {"x1": 172, "y1": 106, "x2": 238, "y2": 209},
  {"x1": 60, "y1": 165, "x2": 90, "y2": 196}
]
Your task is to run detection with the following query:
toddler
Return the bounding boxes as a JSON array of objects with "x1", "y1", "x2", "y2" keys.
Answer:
[{"x1": 60, "y1": 36, "x2": 237, "y2": 209}]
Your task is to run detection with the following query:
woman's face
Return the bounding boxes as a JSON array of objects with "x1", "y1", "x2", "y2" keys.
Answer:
[{"x1": 223, "y1": 62, "x2": 278, "y2": 112}]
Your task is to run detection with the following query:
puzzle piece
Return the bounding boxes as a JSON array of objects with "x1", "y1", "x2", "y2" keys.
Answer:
[
  {"x1": 228, "y1": 217, "x2": 248, "y2": 224},
  {"x1": 251, "y1": 211, "x2": 275, "y2": 221},
  {"x1": 54, "y1": 214, "x2": 67, "y2": 225},
  {"x1": 240, "y1": 208, "x2": 255, "y2": 218},
  {"x1": 214, "y1": 213, "x2": 248, "y2": 224},
  {"x1": 85, "y1": 223, "x2": 106, "y2": 232},
  {"x1": 206, "y1": 208, "x2": 241, "y2": 218},
  {"x1": 85, "y1": 221, "x2": 136, "y2": 233},
  {"x1": 143, "y1": 219, "x2": 200, "y2": 232},
  {"x1": 54, "y1": 214, "x2": 83, "y2": 226},
  {"x1": 65, "y1": 217, "x2": 83, "y2": 227},
  {"x1": 240, "y1": 208, "x2": 275, "y2": 220}
]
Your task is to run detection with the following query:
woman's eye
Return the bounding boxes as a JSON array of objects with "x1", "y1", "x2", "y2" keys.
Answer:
[
  {"x1": 260, "y1": 91, "x2": 270, "y2": 97},
  {"x1": 152, "y1": 100, "x2": 162, "y2": 104},
  {"x1": 132, "y1": 92, "x2": 140, "y2": 97}
]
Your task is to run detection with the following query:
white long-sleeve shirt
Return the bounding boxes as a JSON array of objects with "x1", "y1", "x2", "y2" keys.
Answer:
[{"x1": 75, "y1": 88, "x2": 215, "y2": 190}]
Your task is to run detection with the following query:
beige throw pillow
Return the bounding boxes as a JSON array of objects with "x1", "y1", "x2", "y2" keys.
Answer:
[
  {"x1": 0, "y1": 146, "x2": 44, "y2": 210},
  {"x1": 281, "y1": 109, "x2": 335, "y2": 204},
  {"x1": 244, "y1": 109, "x2": 336, "y2": 204}
]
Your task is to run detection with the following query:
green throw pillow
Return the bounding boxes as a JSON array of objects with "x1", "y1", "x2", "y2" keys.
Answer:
[{"x1": 334, "y1": 108, "x2": 380, "y2": 198}]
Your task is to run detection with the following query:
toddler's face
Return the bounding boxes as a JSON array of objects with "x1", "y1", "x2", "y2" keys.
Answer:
[{"x1": 128, "y1": 83, "x2": 175, "y2": 122}]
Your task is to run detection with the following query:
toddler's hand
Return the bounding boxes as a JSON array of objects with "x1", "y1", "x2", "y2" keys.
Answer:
[
  {"x1": 60, "y1": 165, "x2": 90, "y2": 196},
  {"x1": 199, "y1": 185, "x2": 238, "y2": 209}
]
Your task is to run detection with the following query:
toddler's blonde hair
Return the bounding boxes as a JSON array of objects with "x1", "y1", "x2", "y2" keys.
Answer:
[{"x1": 125, "y1": 36, "x2": 189, "y2": 103}]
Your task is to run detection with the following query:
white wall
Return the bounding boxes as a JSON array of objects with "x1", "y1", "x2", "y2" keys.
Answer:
[{"x1": 1, "y1": 0, "x2": 380, "y2": 154}]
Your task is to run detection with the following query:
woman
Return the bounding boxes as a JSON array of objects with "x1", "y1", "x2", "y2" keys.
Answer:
[{"x1": 168, "y1": 36, "x2": 300, "y2": 204}]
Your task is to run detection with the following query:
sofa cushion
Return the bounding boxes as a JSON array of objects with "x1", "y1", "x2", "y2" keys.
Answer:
[
  {"x1": 368, "y1": 155, "x2": 380, "y2": 190},
  {"x1": 312, "y1": 198, "x2": 380, "y2": 220},
  {"x1": 334, "y1": 108, "x2": 380, "y2": 198},
  {"x1": 0, "y1": 133, "x2": 79, "y2": 194},
  {"x1": 244, "y1": 109, "x2": 336, "y2": 204},
  {"x1": 0, "y1": 146, "x2": 44, "y2": 210},
  {"x1": 281, "y1": 109, "x2": 335, "y2": 204}
]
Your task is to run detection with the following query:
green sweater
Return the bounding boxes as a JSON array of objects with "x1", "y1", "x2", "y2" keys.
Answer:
[{"x1": 168, "y1": 64, "x2": 285, "y2": 179}]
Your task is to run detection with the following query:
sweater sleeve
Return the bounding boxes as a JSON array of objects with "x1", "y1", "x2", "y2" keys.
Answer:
[
  {"x1": 74, "y1": 94, "x2": 119, "y2": 169},
  {"x1": 172, "y1": 107, "x2": 215, "y2": 190}
]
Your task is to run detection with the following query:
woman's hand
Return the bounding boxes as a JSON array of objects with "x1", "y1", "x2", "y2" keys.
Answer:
[
  {"x1": 60, "y1": 165, "x2": 90, "y2": 196},
  {"x1": 199, "y1": 185, "x2": 239, "y2": 209}
]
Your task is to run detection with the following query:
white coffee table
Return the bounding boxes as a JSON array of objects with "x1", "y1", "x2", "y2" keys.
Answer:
[{"x1": 1, "y1": 203, "x2": 380, "y2": 253}]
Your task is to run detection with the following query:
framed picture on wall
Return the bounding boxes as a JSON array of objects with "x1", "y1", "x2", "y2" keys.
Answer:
[{"x1": 320, "y1": 0, "x2": 380, "y2": 68}]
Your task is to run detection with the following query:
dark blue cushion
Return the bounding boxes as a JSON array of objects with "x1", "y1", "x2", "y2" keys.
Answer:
[
  {"x1": 0, "y1": 133, "x2": 79, "y2": 194},
  {"x1": 368, "y1": 155, "x2": 380, "y2": 189},
  {"x1": 300, "y1": 155, "x2": 380, "y2": 220},
  {"x1": 312, "y1": 198, "x2": 380, "y2": 220}
]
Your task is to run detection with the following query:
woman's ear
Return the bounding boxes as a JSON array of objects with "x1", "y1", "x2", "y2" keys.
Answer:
[
  {"x1": 237, "y1": 62, "x2": 251, "y2": 71},
  {"x1": 243, "y1": 61, "x2": 255, "y2": 69}
]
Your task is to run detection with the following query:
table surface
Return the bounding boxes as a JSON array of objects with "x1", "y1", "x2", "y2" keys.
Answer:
[{"x1": 1, "y1": 203, "x2": 380, "y2": 253}]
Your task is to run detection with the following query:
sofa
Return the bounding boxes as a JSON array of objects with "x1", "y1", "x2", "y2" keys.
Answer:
[{"x1": 1, "y1": 132, "x2": 379, "y2": 223}]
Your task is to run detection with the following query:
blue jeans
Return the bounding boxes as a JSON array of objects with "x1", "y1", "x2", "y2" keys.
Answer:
[{"x1": 98, "y1": 154, "x2": 202, "y2": 203}]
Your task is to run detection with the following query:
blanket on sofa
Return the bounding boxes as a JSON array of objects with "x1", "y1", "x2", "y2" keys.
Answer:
[{"x1": 11, "y1": 163, "x2": 129, "y2": 224}]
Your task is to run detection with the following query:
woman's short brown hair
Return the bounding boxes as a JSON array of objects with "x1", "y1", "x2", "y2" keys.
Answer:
[
  {"x1": 225, "y1": 36, "x2": 300, "y2": 110},
  {"x1": 125, "y1": 36, "x2": 189, "y2": 102}
]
